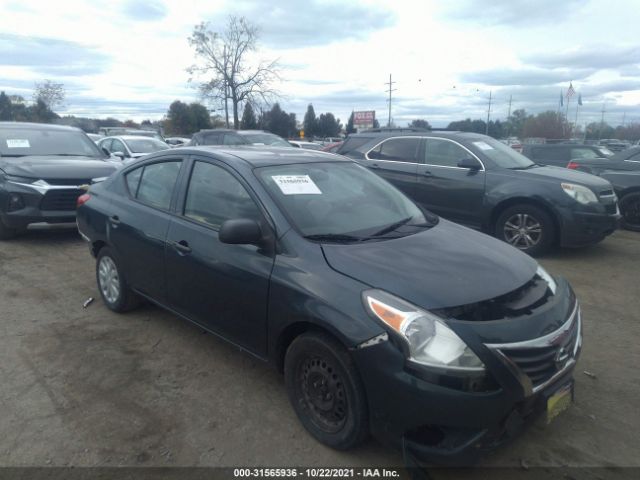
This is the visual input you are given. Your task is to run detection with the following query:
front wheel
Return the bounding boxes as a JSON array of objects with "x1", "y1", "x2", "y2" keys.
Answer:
[
  {"x1": 0, "y1": 218, "x2": 20, "y2": 240},
  {"x1": 284, "y1": 333, "x2": 368, "y2": 450},
  {"x1": 620, "y1": 192, "x2": 640, "y2": 232},
  {"x1": 495, "y1": 204, "x2": 555, "y2": 256},
  {"x1": 96, "y1": 247, "x2": 141, "y2": 312}
]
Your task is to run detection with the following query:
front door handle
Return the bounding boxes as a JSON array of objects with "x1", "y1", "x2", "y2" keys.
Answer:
[
  {"x1": 422, "y1": 170, "x2": 433, "y2": 177},
  {"x1": 370, "y1": 163, "x2": 380, "y2": 169},
  {"x1": 170, "y1": 240, "x2": 192, "y2": 255},
  {"x1": 109, "y1": 215, "x2": 121, "y2": 226}
]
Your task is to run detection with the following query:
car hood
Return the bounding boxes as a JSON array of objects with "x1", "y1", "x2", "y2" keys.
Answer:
[
  {"x1": 0, "y1": 155, "x2": 117, "y2": 180},
  {"x1": 321, "y1": 220, "x2": 537, "y2": 310},
  {"x1": 501, "y1": 165, "x2": 612, "y2": 189}
]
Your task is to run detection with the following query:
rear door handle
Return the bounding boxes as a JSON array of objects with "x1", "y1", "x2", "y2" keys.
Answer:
[
  {"x1": 170, "y1": 240, "x2": 192, "y2": 255},
  {"x1": 370, "y1": 163, "x2": 380, "y2": 169},
  {"x1": 109, "y1": 215, "x2": 121, "y2": 226},
  {"x1": 422, "y1": 170, "x2": 433, "y2": 177}
]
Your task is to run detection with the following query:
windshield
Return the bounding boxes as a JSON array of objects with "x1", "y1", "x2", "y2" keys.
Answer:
[
  {"x1": 257, "y1": 162, "x2": 435, "y2": 239},
  {"x1": 240, "y1": 133, "x2": 291, "y2": 147},
  {"x1": 469, "y1": 136, "x2": 534, "y2": 169},
  {"x1": 0, "y1": 128, "x2": 105, "y2": 158},
  {"x1": 126, "y1": 138, "x2": 170, "y2": 153}
]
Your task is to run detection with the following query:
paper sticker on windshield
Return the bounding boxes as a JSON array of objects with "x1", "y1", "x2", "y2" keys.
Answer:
[
  {"x1": 6, "y1": 139, "x2": 30, "y2": 148},
  {"x1": 472, "y1": 141, "x2": 493, "y2": 151},
  {"x1": 272, "y1": 175, "x2": 322, "y2": 195}
]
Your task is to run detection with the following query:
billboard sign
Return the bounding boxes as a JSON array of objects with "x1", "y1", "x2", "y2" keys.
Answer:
[{"x1": 354, "y1": 110, "x2": 375, "y2": 130}]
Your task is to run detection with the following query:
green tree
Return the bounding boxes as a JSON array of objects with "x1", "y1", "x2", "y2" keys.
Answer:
[
  {"x1": 345, "y1": 111, "x2": 356, "y2": 134},
  {"x1": 167, "y1": 100, "x2": 191, "y2": 134},
  {"x1": 28, "y1": 99, "x2": 58, "y2": 123},
  {"x1": 241, "y1": 102, "x2": 258, "y2": 129},
  {"x1": 409, "y1": 119, "x2": 431, "y2": 130},
  {"x1": 263, "y1": 103, "x2": 296, "y2": 138},
  {"x1": 189, "y1": 102, "x2": 212, "y2": 132},
  {"x1": 316, "y1": 112, "x2": 341, "y2": 137},
  {"x1": 0, "y1": 91, "x2": 12, "y2": 120},
  {"x1": 522, "y1": 111, "x2": 569, "y2": 139},
  {"x1": 303, "y1": 104, "x2": 317, "y2": 138},
  {"x1": 505, "y1": 109, "x2": 529, "y2": 138}
]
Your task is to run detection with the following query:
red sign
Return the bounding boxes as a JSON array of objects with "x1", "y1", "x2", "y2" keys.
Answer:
[{"x1": 354, "y1": 111, "x2": 375, "y2": 126}]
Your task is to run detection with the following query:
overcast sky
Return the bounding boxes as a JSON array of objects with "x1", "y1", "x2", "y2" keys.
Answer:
[{"x1": 1, "y1": 0, "x2": 639, "y2": 128}]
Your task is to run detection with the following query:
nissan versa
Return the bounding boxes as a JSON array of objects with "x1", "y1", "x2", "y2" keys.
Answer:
[
  {"x1": 0, "y1": 122, "x2": 118, "y2": 239},
  {"x1": 338, "y1": 129, "x2": 620, "y2": 255},
  {"x1": 77, "y1": 147, "x2": 582, "y2": 465}
]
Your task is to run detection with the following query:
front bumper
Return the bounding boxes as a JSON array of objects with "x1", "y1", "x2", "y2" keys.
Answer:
[
  {"x1": 352, "y1": 295, "x2": 581, "y2": 466},
  {"x1": 558, "y1": 206, "x2": 620, "y2": 247},
  {"x1": 0, "y1": 182, "x2": 82, "y2": 228}
]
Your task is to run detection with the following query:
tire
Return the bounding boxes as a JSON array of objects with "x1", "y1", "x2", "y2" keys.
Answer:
[
  {"x1": 284, "y1": 332, "x2": 369, "y2": 450},
  {"x1": 495, "y1": 204, "x2": 555, "y2": 256},
  {"x1": 96, "y1": 247, "x2": 141, "y2": 312},
  {"x1": 620, "y1": 192, "x2": 640, "y2": 232}
]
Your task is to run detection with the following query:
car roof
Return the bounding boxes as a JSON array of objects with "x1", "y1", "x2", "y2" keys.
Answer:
[
  {"x1": 346, "y1": 130, "x2": 483, "y2": 140},
  {"x1": 165, "y1": 145, "x2": 350, "y2": 167},
  {"x1": 0, "y1": 121, "x2": 80, "y2": 132}
]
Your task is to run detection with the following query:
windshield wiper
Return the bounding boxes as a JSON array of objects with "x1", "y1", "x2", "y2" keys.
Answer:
[
  {"x1": 369, "y1": 217, "x2": 414, "y2": 237},
  {"x1": 511, "y1": 163, "x2": 539, "y2": 170},
  {"x1": 304, "y1": 233, "x2": 364, "y2": 243}
]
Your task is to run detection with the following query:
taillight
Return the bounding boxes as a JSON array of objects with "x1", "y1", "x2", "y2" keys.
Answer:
[
  {"x1": 567, "y1": 161, "x2": 579, "y2": 169},
  {"x1": 77, "y1": 193, "x2": 91, "y2": 208}
]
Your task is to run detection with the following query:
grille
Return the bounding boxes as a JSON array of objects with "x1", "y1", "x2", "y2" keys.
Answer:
[
  {"x1": 604, "y1": 202, "x2": 617, "y2": 215},
  {"x1": 488, "y1": 303, "x2": 581, "y2": 393},
  {"x1": 599, "y1": 189, "x2": 614, "y2": 197},
  {"x1": 43, "y1": 178, "x2": 91, "y2": 186},
  {"x1": 40, "y1": 189, "x2": 84, "y2": 211}
]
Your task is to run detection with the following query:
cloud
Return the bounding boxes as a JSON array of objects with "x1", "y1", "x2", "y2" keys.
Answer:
[
  {"x1": 444, "y1": 0, "x2": 585, "y2": 26},
  {"x1": 523, "y1": 45, "x2": 640, "y2": 70},
  {"x1": 0, "y1": 34, "x2": 110, "y2": 77},
  {"x1": 121, "y1": 0, "x2": 168, "y2": 21},
  {"x1": 207, "y1": 0, "x2": 396, "y2": 48},
  {"x1": 460, "y1": 68, "x2": 595, "y2": 86}
]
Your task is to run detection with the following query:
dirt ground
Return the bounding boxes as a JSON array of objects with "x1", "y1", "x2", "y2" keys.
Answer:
[{"x1": 0, "y1": 226, "x2": 638, "y2": 477}]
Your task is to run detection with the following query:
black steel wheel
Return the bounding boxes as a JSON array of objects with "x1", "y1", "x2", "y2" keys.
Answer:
[{"x1": 284, "y1": 332, "x2": 368, "y2": 450}]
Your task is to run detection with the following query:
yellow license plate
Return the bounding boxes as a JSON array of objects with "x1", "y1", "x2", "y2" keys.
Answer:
[{"x1": 546, "y1": 384, "x2": 573, "y2": 423}]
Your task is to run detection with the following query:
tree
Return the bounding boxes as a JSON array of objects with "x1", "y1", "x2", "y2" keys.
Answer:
[
  {"x1": 262, "y1": 103, "x2": 296, "y2": 138},
  {"x1": 372, "y1": 118, "x2": 380, "y2": 129},
  {"x1": 166, "y1": 100, "x2": 211, "y2": 135},
  {"x1": 241, "y1": 102, "x2": 258, "y2": 129},
  {"x1": 505, "y1": 109, "x2": 529, "y2": 138},
  {"x1": 316, "y1": 112, "x2": 341, "y2": 138},
  {"x1": 409, "y1": 119, "x2": 431, "y2": 130},
  {"x1": 345, "y1": 111, "x2": 356, "y2": 134},
  {"x1": 29, "y1": 99, "x2": 58, "y2": 123},
  {"x1": 189, "y1": 102, "x2": 212, "y2": 132},
  {"x1": 0, "y1": 91, "x2": 12, "y2": 121},
  {"x1": 188, "y1": 16, "x2": 279, "y2": 129},
  {"x1": 33, "y1": 80, "x2": 65, "y2": 110},
  {"x1": 522, "y1": 111, "x2": 569, "y2": 139},
  {"x1": 303, "y1": 104, "x2": 317, "y2": 138}
]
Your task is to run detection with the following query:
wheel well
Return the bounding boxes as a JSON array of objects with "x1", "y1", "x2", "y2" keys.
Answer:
[
  {"x1": 275, "y1": 322, "x2": 343, "y2": 373},
  {"x1": 91, "y1": 240, "x2": 107, "y2": 258},
  {"x1": 618, "y1": 186, "x2": 640, "y2": 201},
  {"x1": 490, "y1": 198, "x2": 561, "y2": 243}
]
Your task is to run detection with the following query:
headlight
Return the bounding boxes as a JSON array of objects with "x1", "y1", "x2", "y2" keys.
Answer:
[
  {"x1": 536, "y1": 265, "x2": 557, "y2": 294},
  {"x1": 3, "y1": 174, "x2": 38, "y2": 184},
  {"x1": 561, "y1": 183, "x2": 597, "y2": 204},
  {"x1": 362, "y1": 290, "x2": 485, "y2": 372}
]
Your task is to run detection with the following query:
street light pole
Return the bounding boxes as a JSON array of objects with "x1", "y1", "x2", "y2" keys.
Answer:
[
  {"x1": 485, "y1": 90, "x2": 492, "y2": 135},
  {"x1": 385, "y1": 74, "x2": 396, "y2": 127}
]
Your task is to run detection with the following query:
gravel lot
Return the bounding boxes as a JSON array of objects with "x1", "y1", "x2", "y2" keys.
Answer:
[{"x1": 0, "y1": 226, "x2": 638, "y2": 477}]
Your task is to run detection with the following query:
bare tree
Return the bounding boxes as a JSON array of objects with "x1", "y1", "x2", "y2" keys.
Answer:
[
  {"x1": 188, "y1": 16, "x2": 279, "y2": 129},
  {"x1": 33, "y1": 80, "x2": 65, "y2": 110}
]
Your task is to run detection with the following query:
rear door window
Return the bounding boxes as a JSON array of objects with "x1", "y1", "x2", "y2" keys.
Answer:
[
  {"x1": 134, "y1": 161, "x2": 182, "y2": 210},
  {"x1": 424, "y1": 138, "x2": 470, "y2": 167},
  {"x1": 368, "y1": 137, "x2": 420, "y2": 163},
  {"x1": 532, "y1": 147, "x2": 565, "y2": 161}
]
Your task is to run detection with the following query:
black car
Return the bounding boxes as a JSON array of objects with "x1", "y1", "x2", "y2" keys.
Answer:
[
  {"x1": 0, "y1": 122, "x2": 118, "y2": 239},
  {"x1": 522, "y1": 144, "x2": 640, "y2": 231},
  {"x1": 189, "y1": 129, "x2": 292, "y2": 147},
  {"x1": 77, "y1": 146, "x2": 581, "y2": 465},
  {"x1": 338, "y1": 130, "x2": 619, "y2": 255}
]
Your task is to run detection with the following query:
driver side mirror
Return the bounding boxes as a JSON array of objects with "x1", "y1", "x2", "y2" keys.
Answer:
[
  {"x1": 112, "y1": 151, "x2": 126, "y2": 160},
  {"x1": 457, "y1": 157, "x2": 481, "y2": 170},
  {"x1": 219, "y1": 218, "x2": 263, "y2": 245}
]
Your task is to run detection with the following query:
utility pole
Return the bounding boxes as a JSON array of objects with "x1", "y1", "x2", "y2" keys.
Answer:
[
  {"x1": 506, "y1": 94, "x2": 512, "y2": 137},
  {"x1": 385, "y1": 74, "x2": 396, "y2": 127},
  {"x1": 598, "y1": 103, "x2": 606, "y2": 140},
  {"x1": 485, "y1": 90, "x2": 492, "y2": 135}
]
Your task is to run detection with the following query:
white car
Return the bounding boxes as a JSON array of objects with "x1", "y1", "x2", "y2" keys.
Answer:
[
  {"x1": 288, "y1": 140, "x2": 323, "y2": 150},
  {"x1": 97, "y1": 135, "x2": 170, "y2": 160}
]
